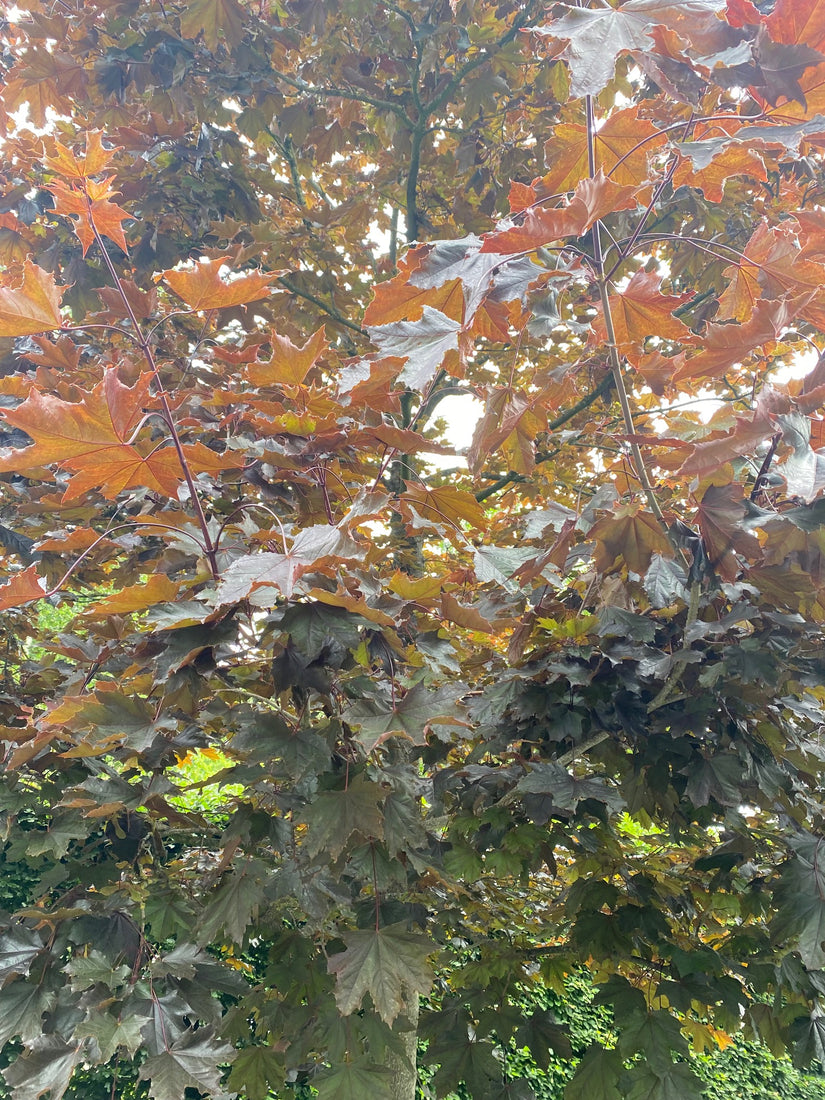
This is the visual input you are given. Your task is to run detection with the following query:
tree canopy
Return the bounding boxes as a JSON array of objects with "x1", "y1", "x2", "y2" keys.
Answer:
[{"x1": 3, "y1": 0, "x2": 825, "y2": 1098}]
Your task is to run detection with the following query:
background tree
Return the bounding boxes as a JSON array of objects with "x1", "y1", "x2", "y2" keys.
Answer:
[{"x1": 4, "y1": 1, "x2": 825, "y2": 1099}]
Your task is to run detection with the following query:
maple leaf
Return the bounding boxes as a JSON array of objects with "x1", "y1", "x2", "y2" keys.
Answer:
[
  {"x1": 767, "y1": 0, "x2": 825, "y2": 53},
  {"x1": 163, "y1": 258, "x2": 277, "y2": 311},
  {"x1": 591, "y1": 272, "x2": 690, "y2": 365},
  {"x1": 216, "y1": 524, "x2": 361, "y2": 603},
  {"x1": 83, "y1": 575, "x2": 180, "y2": 619},
  {"x1": 673, "y1": 141, "x2": 768, "y2": 203},
  {"x1": 327, "y1": 923, "x2": 435, "y2": 1025},
  {"x1": 48, "y1": 177, "x2": 131, "y2": 255},
  {"x1": 588, "y1": 506, "x2": 673, "y2": 575},
  {"x1": 0, "y1": 371, "x2": 187, "y2": 499},
  {"x1": 43, "y1": 131, "x2": 118, "y2": 180},
  {"x1": 296, "y1": 776, "x2": 385, "y2": 858},
  {"x1": 481, "y1": 171, "x2": 637, "y2": 255},
  {"x1": 534, "y1": 6, "x2": 657, "y2": 97},
  {"x1": 139, "y1": 1027, "x2": 235, "y2": 1100},
  {"x1": 367, "y1": 306, "x2": 462, "y2": 390},
  {"x1": 0, "y1": 261, "x2": 63, "y2": 338},
  {"x1": 247, "y1": 326, "x2": 327, "y2": 386},
  {"x1": 673, "y1": 297, "x2": 800, "y2": 383},
  {"x1": 0, "y1": 566, "x2": 48, "y2": 611},
  {"x1": 180, "y1": 0, "x2": 247, "y2": 51},
  {"x1": 696, "y1": 481, "x2": 762, "y2": 580},
  {"x1": 541, "y1": 109, "x2": 665, "y2": 195}
]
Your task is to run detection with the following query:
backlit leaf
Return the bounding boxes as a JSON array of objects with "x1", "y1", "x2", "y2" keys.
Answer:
[
  {"x1": 0, "y1": 261, "x2": 63, "y2": 338},
  {"x1": 163, "y1": 258, "x2": 276, "y2": 311}
]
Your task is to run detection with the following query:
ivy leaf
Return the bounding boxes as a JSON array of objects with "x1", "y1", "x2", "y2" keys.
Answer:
[
  {"x1": 138, "y1": 1026, "x2": 235, "y2": 1100},
  {"x1": 367, "y1": 306, "x2": 462, "y2": 390},
  {"x1": 163, "y1": 258, "x2": 276, "y2": 311},
  {"x1": 328, "y1": 923, "x2": 435, "y2": 1025},
  {"x1": 2, "y1": 1037, "x2": 83, "y2": 1100},
  {"x1": 0, "y1": 261, "x2": 63, "y2": 337}
]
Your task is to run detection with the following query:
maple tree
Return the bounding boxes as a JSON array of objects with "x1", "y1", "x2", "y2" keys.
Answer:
[{"x1": 5, "y1": 0, "x2": 825, "y2": 1098}]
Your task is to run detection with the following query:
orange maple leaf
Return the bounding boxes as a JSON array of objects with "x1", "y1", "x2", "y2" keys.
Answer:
[
  {"x1": 591, "y1": 272, "x2": 691, "y2": 365},
  {"x1": 0, "y1": 260, "x2": 63, "y2": 338},
  {"x1": 43, "y1": 131, "x2": 119, "y2": 180},
  {"x1": 767, "y1": 0, "x2": 825, "y2": 52},
  {"x1": 540, "y1": 108, "x2": 664, "y2": 195},
  {"x1": 481, "y1": 172, "x2": 637, "y2": 255},
  {"x1": 0, "y1": 371, "x2": 184, "y2": 499},
  {"x1": 248, "y1": 326, "x2": 328, "y2": 386},
  {"x1": 48, "y1": 176, "x2": 131, "y2": 255},
  {"x1": 0, "y1": 566, "x2": 49, "y2": 611},
  {"x1": 163, "y1": 258, "x2": 277, "y2": 311}
]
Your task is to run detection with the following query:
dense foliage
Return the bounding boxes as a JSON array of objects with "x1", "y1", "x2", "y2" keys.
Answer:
[{"x1": 5, "y1": 0, "x2": 825, "y2": 1098}]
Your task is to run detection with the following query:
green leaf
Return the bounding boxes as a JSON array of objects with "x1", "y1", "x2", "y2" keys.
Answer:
[
  {"x1": 0, "y1": 927, "x2": 42, "y2": 983},
  {"x1": 625, "y1": 1060, "x2": 704, "y2": 1100},
  {"x1": 0, "y1": 980, "x2": 55, "y2": 1045},
  {"x1": 643, "y1": 555, "x2": 688, "y2": 608},
  {"x1": 617, "y1": 1009, "x2": 689, "y2": 1071},
  {"x1": 75, "y1": 1011, "x2": 144, "y2": 1061},
  {"x1": 327, "y1": 922, "x2": 435, "y2": 1025},
  {"x1": 227, "y1": 1046, "x2": 284, "y2": 1100},
  {"x1": 564, "y1": 1047, "x2": 622, "y2": 1100},
  {"x1": 314, "y1": 1059, "x2": 392, "y2": 1100},
  {"x1": 3, "y1": 1037, "x2": 83, "y2": 1100},
  {"x1": 138, "y1": 1026, "x2": 235, "y2": 1100},
  {"x1": 196, "y1": 862, "x2": 266, "y2": 945},
  {"x1": 774, "y1": 833, "x2": 825, "y2": 968},
  {"x1": 65, "y1": 949, "x2": 130, "y2": 991},
  {"x1": 297, "y1": 775, "x2": 385, "y2": 858}
]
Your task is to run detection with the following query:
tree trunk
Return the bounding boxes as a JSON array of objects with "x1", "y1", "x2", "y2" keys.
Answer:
[{"x1": 386, "y1": 999, "x2": 419, "y2": 1100}]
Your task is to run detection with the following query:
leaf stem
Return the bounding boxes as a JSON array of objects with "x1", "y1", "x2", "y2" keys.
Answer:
[{"x1": 85, "y1": 206, "x2": 220, "y2": 580}]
